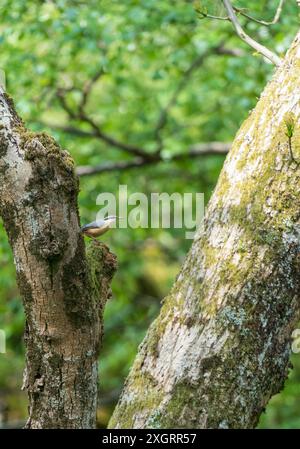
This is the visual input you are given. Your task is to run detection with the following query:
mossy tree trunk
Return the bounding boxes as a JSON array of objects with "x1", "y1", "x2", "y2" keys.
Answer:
[
  {"x1": 109, "y1": 32, "x2": 300, "y2": 429},
  {"x1": 0, "y1": 89, "x2": 117, "y2": 428}
]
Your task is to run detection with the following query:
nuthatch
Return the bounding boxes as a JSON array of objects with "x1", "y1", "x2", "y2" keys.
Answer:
[{"x1": 80, "y1": 216, "x2": 121, "y2": 240}]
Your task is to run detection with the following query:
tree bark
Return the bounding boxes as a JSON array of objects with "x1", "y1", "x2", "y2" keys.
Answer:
[
  {"x1": 109, "y1": 32, "x2": 300, "y2": 429},
  {"x1": 0, "y1": 89, "x2": 117, "y2": 428}
]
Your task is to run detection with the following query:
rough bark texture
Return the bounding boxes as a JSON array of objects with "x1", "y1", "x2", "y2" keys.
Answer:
[
  {"x1": 0, "y1": 90, "x2": 117, "y2": 428},
  {"x1": 109, "y1": 32, "x2": 300, "y2": 429}
]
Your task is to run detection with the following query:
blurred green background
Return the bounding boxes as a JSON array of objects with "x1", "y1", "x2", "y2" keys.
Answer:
[{"x1": 0, "y1": 0, "x2": 299, "y2": 428}]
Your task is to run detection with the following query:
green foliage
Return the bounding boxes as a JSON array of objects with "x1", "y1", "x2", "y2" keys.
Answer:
[
  {"x1": 0, "y1": 0, "x2": 299, "y2": 428},
  {"x1": 259, "y1": 354, "x2": 300, "y2": 429}
]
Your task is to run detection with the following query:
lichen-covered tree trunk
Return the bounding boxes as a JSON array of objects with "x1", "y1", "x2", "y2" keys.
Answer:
[
  {"x1": 0, "y1": 89, "x2": 116, "y2": 428},
  {"x1": 109, "y1": 32, "x2": 300, "y2": 429}
]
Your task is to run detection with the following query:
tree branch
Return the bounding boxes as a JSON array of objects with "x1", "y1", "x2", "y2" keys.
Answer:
[
  {"x1": 196, "y1": 1, "x2": 285, "y2": 27},
  {"x1": 78, "y1": 68, "x2": 104, "y2": 115},
  {"x1": 56, "y1": 88, "x2": 78, "y2": 120},
  {"x1": 76, "y1": 142, "x2": 231, "y2": 176},
  {"x1": 174, "y1": 141, "x2": 231, "y2": 159},
  {"x1": 76, "y1": 158, "x2": 147, "y2": 176},
  {"x1": 78, "y1": 113, "x2": 151, "y2": 159},
  {"x1": 55, "y1": 76, "x2": 151, "y2": 160},
  {"x1": 44, "y1": 125, "x2": 98, "y2": 139},
  {"x1": 234, "y1": 0, "x2": 284, "y2": 26},
  {"x1": 153, "y1": 51, "x2": 209, "y2": 151},
  {"x1": 52, "y1": 47, "x2": 239, "y2": 161},
  {"x1": 196, "y1": 10, "x2": 229, "y2": 21},
  {"x1": 222, "y1": 0, "x2": 282, "y2": 66},
  {"x1": 153, "y1": 45, "x2": 242, "y2": 152}
]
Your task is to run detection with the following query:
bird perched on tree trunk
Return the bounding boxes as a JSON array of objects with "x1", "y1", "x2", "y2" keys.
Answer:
[{"x1": 80, "y1": 216, "x2": 120, "y2": 240}]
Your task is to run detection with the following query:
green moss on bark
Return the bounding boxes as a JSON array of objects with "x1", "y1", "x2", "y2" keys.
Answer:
[{"x1": 108, "y1": 369, "x2": 161, "y2": 429}]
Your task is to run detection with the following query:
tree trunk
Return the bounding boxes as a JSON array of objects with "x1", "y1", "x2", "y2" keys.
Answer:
[
  {"x1": 109, "y1": 32, "x2": 300, "y2": 429},
  {"x1": 0, "y1": 89, "x2": 117, "y2": 428}
]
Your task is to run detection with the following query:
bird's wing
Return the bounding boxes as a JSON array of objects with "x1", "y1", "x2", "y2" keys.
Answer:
[{"x1": 80, "y1": 220, "x2": 104, "y2": 231}]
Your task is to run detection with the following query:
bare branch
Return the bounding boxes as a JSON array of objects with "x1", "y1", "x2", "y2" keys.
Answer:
[
  {"x1": 76, "y1": 142, "x2": 231, "y2": 177},
  {"x1": 222, "y1": 0, "x2": 282, "y2": 66},
  {"x1": 76, "y1": 158, "x2": 147, "y2": 176},
  {"x1": 78, "y1": 68, "x2": 104, "y2": 115},
  {"x1": 44, "y1": 125, "x2": 98, "y2": 138},
  {"x1": 76, "y1": 112, "x2": 151, "y2": 159},
  {"x1": 153, "y1": 45, "x2": 241, "y2": 152},
  {"x1": 196, "y1": 10, "x2": 229, "y2": 21},
  {"x1": 216, "y1": 46, "x2": 245, "y2": 57},
  {"x1": 176, "y1": 141, "x2": 231, "y2": 158},
  {"x1": 234, "y1": 0, "x2": 284, "y2": 26},
  {"x1": 55, "y1": 81, "x2": 150, "y2": 159},
  {"x1": 49, "y1": 48, "x2": 237, "y2": 162},
  {"x1": 153, "y1": 51, "x2": 209, "y2": 151},
  {"x1": 196, "y1": 1, "x2": 285, "y2": 26},
  {"x1": 52, "y1": 47, "x2": 236, "y2": 166},
  {"x1": 56, "y1": 88, "x2": 77, "y2": 119}
]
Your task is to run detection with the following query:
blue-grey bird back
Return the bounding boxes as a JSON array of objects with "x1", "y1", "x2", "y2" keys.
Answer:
[{"x1": 80, "y1": 220, "x2": 105, "y2": 231}]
